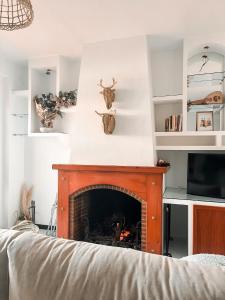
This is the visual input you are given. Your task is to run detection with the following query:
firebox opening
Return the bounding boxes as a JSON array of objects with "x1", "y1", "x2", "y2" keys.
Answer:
[{"x1": 70, "y1": 188, "x2": 142, "y2": 250}]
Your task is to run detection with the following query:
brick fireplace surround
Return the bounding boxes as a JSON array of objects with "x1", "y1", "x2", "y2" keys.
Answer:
[{"x1": 53, "y1": 165, "x2": 167, "y2": 254}]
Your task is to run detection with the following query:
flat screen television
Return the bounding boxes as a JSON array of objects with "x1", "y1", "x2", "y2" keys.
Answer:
[{"x1": 187, "y1": 153, "x2": 225, "y2": 199}]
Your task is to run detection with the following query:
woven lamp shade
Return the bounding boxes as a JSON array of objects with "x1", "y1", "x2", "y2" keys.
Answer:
[{"x1": 0, "y1": 0, "x2": 33, "y2": 31}]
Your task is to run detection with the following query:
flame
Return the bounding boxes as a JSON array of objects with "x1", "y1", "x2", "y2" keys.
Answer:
[{"x1": 120, "y1": 230, "x2": 130, "y2": 241}]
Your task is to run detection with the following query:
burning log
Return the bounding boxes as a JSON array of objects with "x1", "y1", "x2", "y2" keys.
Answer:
[
  {"x1": 120, "y1": 230, "x2": 131, "y2": 241},
  {"x1": 114, "y1": 223, "x2": 122, "y2": 242}
]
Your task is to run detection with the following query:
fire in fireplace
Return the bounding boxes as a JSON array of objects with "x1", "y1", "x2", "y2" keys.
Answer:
[{"x1": 69, "y1": 188, "x2": 142, "y2": 250}]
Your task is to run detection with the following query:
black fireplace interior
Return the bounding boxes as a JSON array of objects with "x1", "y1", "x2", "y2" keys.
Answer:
[{"x1": 80, "y1": 188, "x2": 141, "y2": 249}]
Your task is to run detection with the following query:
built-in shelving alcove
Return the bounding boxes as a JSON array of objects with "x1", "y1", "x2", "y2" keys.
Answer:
[
  {"x1": 152, "y1": 39, "x2": 225, "y2": 150},
  {"x1": 151, "y1": 38, "x2": 225, "y2": 258},
  {"x1": 28, "y1": 56, "x2": 78, "y2": 137}
]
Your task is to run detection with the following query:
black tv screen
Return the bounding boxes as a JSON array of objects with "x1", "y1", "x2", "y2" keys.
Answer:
[{"x1": 187, "y1": 153, "x2": 225, "y2": 199}]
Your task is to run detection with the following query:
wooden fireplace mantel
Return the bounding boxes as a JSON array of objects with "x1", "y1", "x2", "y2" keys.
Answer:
[
  {"x1": 53, "y1": 164, "x2": 167, "y2": 174},
  {"x1": 53, "y1": 164, "x2": 167, "y2": 254}
]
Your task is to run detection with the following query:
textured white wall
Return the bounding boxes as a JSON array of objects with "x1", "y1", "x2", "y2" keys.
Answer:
[{"x1": 70, "y1": 36, "x2": 155, "y2": 166}]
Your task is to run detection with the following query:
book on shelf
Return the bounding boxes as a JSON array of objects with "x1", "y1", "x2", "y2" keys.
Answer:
[{"x1": 165, "y1": 114, "x2": 182, "y2": 132}]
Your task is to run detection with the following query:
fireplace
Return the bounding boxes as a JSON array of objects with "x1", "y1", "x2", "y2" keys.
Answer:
[
  {"x1": 53, "y1": 165, "x2": 167, "y2": 254},
  {"x1": 69, "y1": 186, "x2": 142, "y2": 250}
]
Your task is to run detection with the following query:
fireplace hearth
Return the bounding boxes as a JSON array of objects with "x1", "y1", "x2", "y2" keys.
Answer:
[{"x1": 53, "y1": 164, "x2": 167, "y2": 254}]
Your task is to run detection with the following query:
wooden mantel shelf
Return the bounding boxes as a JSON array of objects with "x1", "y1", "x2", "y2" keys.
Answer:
[{"x1": 52, "y1": 164, "x2": 167, "y2": 174}]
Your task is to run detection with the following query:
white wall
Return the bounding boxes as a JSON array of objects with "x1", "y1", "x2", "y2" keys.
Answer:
[
  {"x1": 0, "y1": 55, "x2": 27, "y2": 228},
  {"x1": 0, "y1": 78, "x2": 8, "y2": 227},
  {"x1": 20, "y1": 59, "x2": 80, "y2": 225},
  {"x1": 70, "y1": 36, "x2": 155, "y2": 166},
  {"x1": 150, "y1": 37, "x2": 183, "y2": 97},
  {"x1": 24, "y1": 137, "x2": 71, "y2": 225}
]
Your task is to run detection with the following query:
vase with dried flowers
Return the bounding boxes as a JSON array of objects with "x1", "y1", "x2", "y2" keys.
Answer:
[
  {"x1": 11, "y1": 184, "x2": 39, "y2": 233},
  {"x1": 34, "y1": 93, "x2": 63, "y2": 133}
]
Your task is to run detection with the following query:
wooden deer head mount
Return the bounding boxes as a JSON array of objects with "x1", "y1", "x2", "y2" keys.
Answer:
[
  {"x1": 98, "y1": 78, "x2": 117, "y2": 109},
  {"x1": 95, "y1": 110, "x2": 116, "y2": 134}
]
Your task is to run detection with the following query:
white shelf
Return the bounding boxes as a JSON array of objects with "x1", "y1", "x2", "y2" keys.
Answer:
[
  {"x1": 28, "y1": 132, "x2": 67, "y2": 137},
  {"x1": 153, "y1": 94, "x2": 183, "y2": 104},
  {"x1": 156, "y1": 146, "x2": 224, "y2": 151},
  {"x1": 163, "y1": 187, "x2": 225, "y2": 205},
  {"x1": 155, "y1": 131, "x2": 225, "y2": 149},
  {"x1": 155, "y1": 131, "x2": 223, "y2": 136},
  {"x1": 188, "y1": 103, "x2": 224, "y2": 113}
]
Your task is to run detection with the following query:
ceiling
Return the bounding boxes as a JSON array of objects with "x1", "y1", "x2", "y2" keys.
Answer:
[{"x1": 1, "y1": 0, "x2": 225, "y2": 61}]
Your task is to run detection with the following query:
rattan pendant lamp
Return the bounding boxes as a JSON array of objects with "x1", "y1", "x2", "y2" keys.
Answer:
[{"x1": 0, "y1": 0, "x2": 33, "y2": 31}]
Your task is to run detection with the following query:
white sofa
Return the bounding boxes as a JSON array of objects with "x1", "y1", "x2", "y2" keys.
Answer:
[{"x1": 1, "y1": 229, "x2": 225, "y2": 300}]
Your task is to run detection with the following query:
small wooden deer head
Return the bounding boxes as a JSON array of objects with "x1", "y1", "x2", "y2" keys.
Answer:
[
  {"x1": 98, "y1": 78, "x2": 117, "y2": 109},
  {"x1": 95, "y1": 110, "x2": 116, "y2": 134}
]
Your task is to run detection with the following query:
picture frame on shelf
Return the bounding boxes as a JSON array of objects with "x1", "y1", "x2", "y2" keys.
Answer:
[{"x1": 196, "y1": 111, "x2": 213, "y2": 131}]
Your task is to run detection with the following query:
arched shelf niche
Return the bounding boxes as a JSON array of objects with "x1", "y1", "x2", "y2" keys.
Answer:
[{"x1": 187, "y1": 43, "x2": 225, "y2": 131}]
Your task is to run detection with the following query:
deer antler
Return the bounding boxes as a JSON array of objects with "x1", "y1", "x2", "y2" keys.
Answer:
[
  {"x1": 108, "y1": 78, "x2": 117, "y2": 89},
  {"x1": 98, "y1": 78, "x2": 117, "y2": 89},
  {"x1": 98, "y1": 79, "x2": 106, "y2": 89}
]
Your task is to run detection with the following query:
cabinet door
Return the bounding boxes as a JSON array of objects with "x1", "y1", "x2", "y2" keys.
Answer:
[{"x1": 193, "y1": 205, "x2": 225, "y2": 255}]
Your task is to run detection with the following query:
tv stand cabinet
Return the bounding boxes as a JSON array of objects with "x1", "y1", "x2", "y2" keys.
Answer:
[
  {"x1": 193, "y1": 205, "x2": 225, "y2": 255},
  {"x1": 163, "y1": 188, "x2": 225, "y2": 256}
]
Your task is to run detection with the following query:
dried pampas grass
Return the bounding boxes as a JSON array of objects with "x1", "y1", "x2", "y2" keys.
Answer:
[{"x1": 19, "y1": 184, "x2": 33, "y2": 221}]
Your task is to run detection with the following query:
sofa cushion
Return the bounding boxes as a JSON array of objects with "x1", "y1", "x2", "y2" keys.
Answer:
[
  {"x1": 0, "y1": 230, "x2": 24, "y2": 300},
  {"x1": 7, "y1": 232, "x2": 225, "y2": 300},
  {"x1": 181, "y1": 253, "x2": 225, "y2": 267}
]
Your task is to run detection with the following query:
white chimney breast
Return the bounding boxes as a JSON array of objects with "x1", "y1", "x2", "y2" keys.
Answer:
[{"x1": 70, "y1": 35, "x2": 155, "y2": 166}]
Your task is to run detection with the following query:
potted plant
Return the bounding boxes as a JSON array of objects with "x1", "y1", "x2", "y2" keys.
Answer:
[
  {"x1": 56, "y1": 90, "x2": 77, "y2": 108},
  {"x1": 34, "y1": 93, "x2": 63, "y2": 133}
]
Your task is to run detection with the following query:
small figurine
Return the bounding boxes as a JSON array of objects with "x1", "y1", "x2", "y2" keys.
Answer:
[{"x1": 157, "y1": 159, "x2": 170, "y2": 167}]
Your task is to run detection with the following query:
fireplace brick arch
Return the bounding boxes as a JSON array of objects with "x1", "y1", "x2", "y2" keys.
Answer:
[
  {"x1": 53, "y1": 164, "x2": 167, "y2": 254},
  {"x1": 69, "y1": 184, "x2": 146, "y2": 250},
  {"x1": 70, "y1": 184, "x2": 144, "y2": 203}
]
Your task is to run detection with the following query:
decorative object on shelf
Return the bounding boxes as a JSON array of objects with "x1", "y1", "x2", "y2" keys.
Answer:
[
  {"x1": 0, "y1": 0, "x2": 34, "y2": 31},
  {"x1": 156, "y1": 159, "x2": 170, "y2": 167},
  {"x1": 95, "y1": 110, "x2": 116, "y2": 134},
  {"x1": 188, "y1": 91, "x2": 224, "y2": 107},
  {"x1": 165, "y1": 114, "x2": 182, "y2": 132},
  {"x1": 34, "y1": 93, "x2": 63, "y2": 132},
  {"x1": 98, "y1": 78, "x2": 117, "y2": 109},
  {"x1": 196, "y1": 111, "x2": 213, "y2": 131},
  {"x1": 56, "y1": 90, "x2": 77, "y2": 108},
  {"x1": 199, "y1": 46, "x2": 210, "y2": 72}
]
